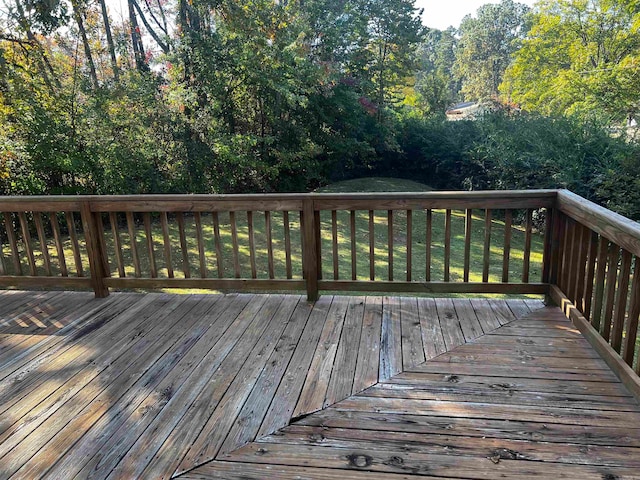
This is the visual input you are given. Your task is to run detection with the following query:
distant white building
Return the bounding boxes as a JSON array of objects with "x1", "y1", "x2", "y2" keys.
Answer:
[{"x1": 445, "y1": 101, "x2": 488, "y2": 121}]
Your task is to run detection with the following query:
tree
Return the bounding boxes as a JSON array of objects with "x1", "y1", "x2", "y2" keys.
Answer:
[
  {"x1": 454, "y1": 0, "x2": 530, "y2": 101},
  {"x1": 415, "y1": 27, "x2": 460, "y2": 114},
  {"x1": 360, "y1": 0, "x2": 425, "y2": 114},
  {"x1": 502, "y1": 0, "x2": 640, "y2": 122}
]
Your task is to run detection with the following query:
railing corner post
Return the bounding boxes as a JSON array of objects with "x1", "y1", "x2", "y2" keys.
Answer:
[
  {"x1": 81, "y1": 201, "x2": 109, "y2": 298},
  {"x1": 302, "y1": 197, "x2": 319, "y2": 302}
]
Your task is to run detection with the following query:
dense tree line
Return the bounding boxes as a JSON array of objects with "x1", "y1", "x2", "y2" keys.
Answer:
[{"x1": 1, "y1": 0, "x2": 640, "y2": 218}]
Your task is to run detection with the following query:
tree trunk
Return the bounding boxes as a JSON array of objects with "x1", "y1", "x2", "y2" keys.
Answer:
[
  {"x1": 130, "y1": 0, "x2": 169, "y2": 53},
  {"x1": 128, "y1": 0, "x2": 147, "y2": 71},
  {"x1": 71, "y1": 0, "x2": 99, "y2": 89},
  {"x1": 98, "y1": 0, "x2": 119, "y2": 82}
]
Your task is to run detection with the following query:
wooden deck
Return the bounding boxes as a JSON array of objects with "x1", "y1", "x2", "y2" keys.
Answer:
[{"x1": 0, "y1": 291, "x2": 638, "y2": 479}]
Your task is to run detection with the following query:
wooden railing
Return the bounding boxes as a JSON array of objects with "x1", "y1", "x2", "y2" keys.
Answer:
[
  {"x1": 0, "y1": 191, "x2": 556, "y2": 300},
  {"x1": 0, "y1": 189, "x2": 639, "y2": 390},
  {"x1": 549, "y1": 190, "x2": 640, "y2": 383}
]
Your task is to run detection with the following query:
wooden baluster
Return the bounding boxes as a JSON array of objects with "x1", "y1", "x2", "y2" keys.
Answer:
[
  {"x1": 160, "y1": 212, "x2": 174, "y2": 278},
  {"x1": 94, "y1": 211, "x2": 110, "y2": 279},
  {"x1": 125, "y1": 212, "x2": 140, "y2": 278},
  {"x1": 463, "y1": 209, "x2": 472, "y2": 282},
  {"x1": 108, "y1": 212, "x2": 125, "y2": 277},
  {"x1": 34, "y1": 213, "x2": 52, "y2": 276},
  {"x1": 623, "y1": 257, "x2": 640, "y2": 366},
  {"x1": 265, "y1": 211, "x2": 274, "y2": 279},
  {"x1": 18, "y1": 212, "x2": 37, "y2": 276},
  {"x1": 406, "y1": 209, "x2": 412, "y2": 282},
  {"x1": 194, "y1": 212, "x2": 207, "y2": 278},
  {"x1": 542, "y1": 210, "x2": 564, "y2": 285},
  {"x1": 229, "y1": 211, "x2": 240, "y2": 278},
  {"x1": 50, "y1": 212, "x2": 67, "y2": 277},
  {"x1": 0, "y1": 216, "x2": 5, "y2": 275},
  {"x1": 522, "y1": 209, "x2": 533, "y2": 283},
  {"x1": 388, "y1": 210, "x2": 393, "y2": 281},
  {"x1": 176, "y1": 213, "x2": 191, "y2": 279},
  {"x1": 574, "y1": 226, "x2": 590, "y2": 311},
  {"x1": 3, "y1": 213, "x2": 21, "y2": 275},
  {"x1": 331, "y1": 210, "x2": 338, "y2": 280},
  {"x1": 302, "y1": 199, "x2": 318, "y2": 301},
  {"x1": 602, "y1": 243, "x2": 620, "y2": 340},
  {"x1": 247, "y1": 211, "x2": 257, "y2": 279},
  {"x1": 583, "y1": 231, "x2": 598, "y2": 320},
  {"x1": 143, "y1": 213, "x2": 157, "y2": 278},
  {"x1": 283, "y1": 211, "x2": 292, "y2": 279},
  {"x1": 314, "y1": 211, "x2": 322, "y2": 280},
  {"x1": 482, "y1": 209, "x2": 492, "y2": 283},
  {"x1": 540, "y1": 208, "x2": 552, "y2": 283},
  {"x1": 211, "y1": 211, "x2": 223, "y2": 278},
  {"x1": 502, "y1": 210, "x2": 512, "y2": 283},
  {"x1": 350, "y1": 210, "x2": 357, "y2": 280},
  {"x1": 559, "y1": 217, "x2": 572, "y2": 292},
  {"x1": 610, "y1": 250, "x2": 632, "y2": 353},
  {"x1": 66, "y1": 211, "x2": 85, "y2": 277},
  {"x1": 369, "y1": 210, "x2": 375, "y2": 281},
  {"x1": 566, "y1": 222, "x2": 581, "y2": 302},
  {"x1": 444, "y1": 209, "x2": 451, "y2": 282},
  {"x1": 425, "y1": 209, "x2": 432, "y2": 281},
  {"x1": 591, "y1": 236, "x2": 609, "y2": 331}
]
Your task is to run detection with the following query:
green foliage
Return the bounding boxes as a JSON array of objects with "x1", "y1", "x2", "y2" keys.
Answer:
[
  {"x1": 503, "y1": 0, "x2": 640, "y2": 121},
  {"x1": 454, "y1": 0, "x2": 531, "y2": 101}
]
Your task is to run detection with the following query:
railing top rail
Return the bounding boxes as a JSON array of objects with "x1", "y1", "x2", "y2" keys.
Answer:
[
  {"x1": 0, "y1": 189, "x2": 559, "y2": 212},
  {"x1": 557, "y1": 189, "x2": 640, "y2": 258}
]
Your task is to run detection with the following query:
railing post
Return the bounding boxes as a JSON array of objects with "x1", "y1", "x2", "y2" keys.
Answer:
[
  {"x1": 81, "y1": 200, "x2": 109, "y2": 298},
  {"x1": 302, "y1": 197, "x2": 319, "y2": 302}
]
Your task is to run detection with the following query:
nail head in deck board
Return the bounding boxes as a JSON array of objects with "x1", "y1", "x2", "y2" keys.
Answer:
[
  {"x1": 293, "y1": 295, "x2": 350, "y2": 417},
  {"x1": 324, "y1": 296, "x2": 366, "y2": 407},
  {"x1": 400, "y1": 296, "x2": 425, "y2": 368},
  {"x1": 434, "y1": 298, "x2": 465, "y2": 350},
  {"x1": 257, "y1": 295, "x2": 333, "y2": 437},
  {"x1": 417, "y1": 297, "x2": 447, "y2": 360},
  {"x1": 379, "y1": 296, "x2": 402, "y2": 381}
]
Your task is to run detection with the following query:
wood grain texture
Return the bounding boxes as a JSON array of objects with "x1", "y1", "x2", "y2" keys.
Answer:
[{"x1": 2, "y1": 290, "x2": 637, "y2": 479}]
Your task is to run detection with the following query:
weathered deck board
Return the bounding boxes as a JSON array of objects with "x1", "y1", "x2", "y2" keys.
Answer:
[{"x1": 0, "y1": 292, "x2": 638, "y2": 480}]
